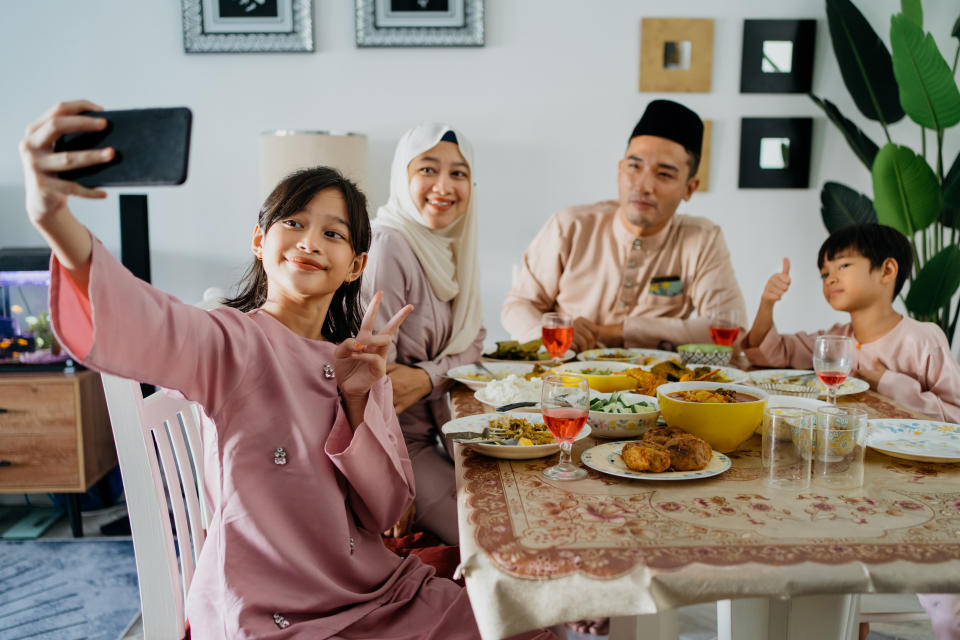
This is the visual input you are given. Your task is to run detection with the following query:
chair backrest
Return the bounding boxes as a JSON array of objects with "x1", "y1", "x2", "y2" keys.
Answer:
[{"x1": 100, "y1": 373, "x2": 209, "y2": 640}]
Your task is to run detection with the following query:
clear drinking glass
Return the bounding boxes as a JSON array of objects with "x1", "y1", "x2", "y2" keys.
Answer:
[
  {"x1": 761, "y1": 407, "x2": 816, "y2": 490},
  {"x1": 708, "y1": 309, "x2": 743, "y2": 346},
  {"x1": 540, "y1": 374, "x2": 589, "y2": 481},
  {"x1": 813, "y1": 406, "x2": 868, "y2": 489},
  {"x1": 541, "y1": 312, "x2": 573, "y2": 364},
  {"x1": 812, "y1": 335, "x2": 856, "y2": 404}
]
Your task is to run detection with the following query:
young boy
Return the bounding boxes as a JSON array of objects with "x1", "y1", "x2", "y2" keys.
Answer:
[
  {"x1": 746, "y1": 223, "x2": 960, "y2": 640},
  {"x1": 743, "y1": 223, "x2": 960, "y2": 423}
]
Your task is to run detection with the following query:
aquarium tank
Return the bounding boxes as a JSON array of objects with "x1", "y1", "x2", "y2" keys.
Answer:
[{"x1": 0, "y1": 247, "x2": 73, "y2": 370}]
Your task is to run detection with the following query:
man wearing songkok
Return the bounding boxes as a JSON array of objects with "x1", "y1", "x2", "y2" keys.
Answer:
[{"x1": 501, "y1": 100, "x2": 746, "y2": 352}]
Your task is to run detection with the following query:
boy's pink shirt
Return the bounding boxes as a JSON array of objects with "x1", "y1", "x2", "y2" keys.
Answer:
[{"x1": 745, "y1": 317, "x2": 960, "y2": 422}]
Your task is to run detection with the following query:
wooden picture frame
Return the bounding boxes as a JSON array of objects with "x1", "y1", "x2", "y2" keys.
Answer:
[
  {"x1": 696, "y1": 120, "x2": 712, "y2": 192},
  {"x1": 640, "y1": 18, "x2": 714, "y2": 93},
  {"x1": 740, "y1": 19, "x2": 816, "y2": 93},
  {"x1": 738, "y1": 117, "x2": 813, "y2": 189}
]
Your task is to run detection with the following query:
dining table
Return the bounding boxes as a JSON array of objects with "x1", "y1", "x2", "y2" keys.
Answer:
[{"x1": 448, "y1": 383, "x2": 960, "y2": 640}]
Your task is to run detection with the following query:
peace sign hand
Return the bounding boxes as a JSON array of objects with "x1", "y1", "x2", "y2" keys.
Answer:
[{"x1": 333, "y1": 291, "x2": 414, "y2": 399}]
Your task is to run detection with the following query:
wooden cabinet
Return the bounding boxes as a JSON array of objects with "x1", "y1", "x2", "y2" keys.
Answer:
[{"x1": 0, "y1": 371, "x2": 117, "y2": 523}]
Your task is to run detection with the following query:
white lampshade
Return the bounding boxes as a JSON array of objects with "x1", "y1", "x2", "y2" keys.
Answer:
[{"x1": 259, "y1": 130, "x2": 368, "y2": 201}]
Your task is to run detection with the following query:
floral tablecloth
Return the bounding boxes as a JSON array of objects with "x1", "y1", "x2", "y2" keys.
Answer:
[{"x1": 451, "y1": 388, "x2": 960, "y2": 639}]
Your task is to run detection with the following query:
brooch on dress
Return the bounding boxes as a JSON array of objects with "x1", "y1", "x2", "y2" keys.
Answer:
[
  {"x1": 273, "y1": 448, "x2": 287, "y2": 466},
  {"x1": 323, "y1": 363, "x2": 335, "y2": 379}
]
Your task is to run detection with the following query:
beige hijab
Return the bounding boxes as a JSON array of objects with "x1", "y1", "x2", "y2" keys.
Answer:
[{"x1": 374, "y1": 123, "x2": 481, "y2": 359}]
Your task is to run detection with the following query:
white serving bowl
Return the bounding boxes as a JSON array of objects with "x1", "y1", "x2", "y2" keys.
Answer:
[{"x1": 587, "y1": 392, "x2": 660, "y2": 438}]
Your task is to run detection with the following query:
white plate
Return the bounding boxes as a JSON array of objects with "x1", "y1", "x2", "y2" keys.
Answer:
[
  {"x1": 482, "y1": 349, "x2": 575, "y2": 363},
  {"x1": 866, "y1": 419, "x2": 960, "y2": 463},
  {"x1": 641, "y1": 363, "x2": 750, "y2": 385},
  {"x1": 580, "y1": 440, "x2": 731, "y2": 480},
  {"x1": 474, "y1": 378, "x2": 543, "y2": 411},
  {"x1": 747, "y1": 369, "x2": 869, "y2": 396},
  {"x1": 446, "y1": 362, "x2": 538, "y2": 391},
  {"x1": 577, "y1": 348, "x2": 678, "y2": 365},
  {"x1": 440, "y1": 412, "x2": 591, "y2": 460},
  {"x1": 766, "y1": 395, "x2": 830, "y2": 411}
]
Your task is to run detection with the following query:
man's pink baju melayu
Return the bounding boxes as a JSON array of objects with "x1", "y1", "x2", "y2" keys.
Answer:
[
  {"x1": 49, "y1": 239, "x2": 551, "y2": 640},
  {"x1": 501, "y1": 202, "x2": 746, "y2": 348}
]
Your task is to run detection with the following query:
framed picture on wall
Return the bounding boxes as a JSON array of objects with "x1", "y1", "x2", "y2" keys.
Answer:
[
  {"x1": 355, "y1": 0, "x2": 484, "y2": 47},
  {"x1": 740, "y1": 19, "x2": 816, "y2": 93},
  {"x1": 738, "y1": 117, "x2": 813, "y2": 189},
  {"x1": 181, "y1": 0, "x2": 314, "y2": 53}
]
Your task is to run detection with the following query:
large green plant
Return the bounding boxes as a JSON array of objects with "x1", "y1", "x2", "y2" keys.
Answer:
[{"x1": 813, "y1": 0, "x2": 960, "y2": 344}]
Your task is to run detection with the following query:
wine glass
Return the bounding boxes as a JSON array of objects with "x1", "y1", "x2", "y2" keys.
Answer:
[
  {"x1": 540, "y1": 374, "x2": 589, "y2": 481},
  {"x1": 708, "y1": 309, "x2": 742, "y2": 346},
  {"x1": 541, "y1": 312, "x2": 573, "y2": 364},
  {"x1": 812, "y1": 335, "x2": 856, "y2": 404}
]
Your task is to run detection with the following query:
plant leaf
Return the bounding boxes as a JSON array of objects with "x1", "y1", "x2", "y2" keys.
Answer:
[
  {"x1": 890, "y1": 14, "x2": 960, "y2": 130},
  {"x1": 872, "y1": 143, "x2": 942, "y2": 234},
  {"x1": 820, "y1": 182, "x2": 878, "y2": 232},
  {"x1": 953, "y1": 13, "x2": 960, "y2": 39},
  {"x1": 900, "y1": 0, "x2": 922, "y2": 28},
  {"x1": 810, "y1": 94, "x2": 881, "y2": 170},
  {"x1": 905, "y1": 245, "x2": 960, "y2": 318},
  {"x1": 826, "y1": 0, "x2": 905, "y2": 123},
  {"x1": 942, "y1": 150, "x2": 960, "y2": 229}
]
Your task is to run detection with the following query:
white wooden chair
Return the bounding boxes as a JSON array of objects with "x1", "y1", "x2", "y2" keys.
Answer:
[{"x1": 100, "y1": 373, "x2": 209, "y2": 640}]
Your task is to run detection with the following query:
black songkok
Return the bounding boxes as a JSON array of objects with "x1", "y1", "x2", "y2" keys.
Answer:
[{"x1": 629, "y1": 100, "x2": 703, "y2": 157}]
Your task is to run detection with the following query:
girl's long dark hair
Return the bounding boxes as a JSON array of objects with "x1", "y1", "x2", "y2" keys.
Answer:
[{"x1": 222, "y1": 167, "x2": 371, "y2": 343}]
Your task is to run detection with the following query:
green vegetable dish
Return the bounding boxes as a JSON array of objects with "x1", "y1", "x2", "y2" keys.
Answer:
[{"x1": 589, "y1": 392, "x2": 653, "y2": 414}]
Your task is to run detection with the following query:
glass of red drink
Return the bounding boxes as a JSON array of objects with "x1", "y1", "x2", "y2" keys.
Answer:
[
  {"x1": 708, "y1": 309, "x2": 742, "y2": 346},
  {"x1": 812, "y1": 335, "x2": 855, "y2": 404},
  {"x1": 541, "y1": 312, "x2": 573, "y2": 364},
  {"x1": 540, "y1": 373, "x2": 589, "y2": 481}
]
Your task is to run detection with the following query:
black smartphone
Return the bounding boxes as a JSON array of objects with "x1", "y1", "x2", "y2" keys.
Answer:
[{"x1": 54, "y1": 107, "x2": 192, "y2": 187}]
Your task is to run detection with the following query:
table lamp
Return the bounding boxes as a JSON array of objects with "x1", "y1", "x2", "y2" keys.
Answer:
[{"x1": 259, "y1": 130, "x2": 368, "y2": 201}]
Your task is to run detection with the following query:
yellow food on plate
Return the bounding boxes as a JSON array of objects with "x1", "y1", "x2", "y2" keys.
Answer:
[{"x1": 488, "y1": 415, "x2": 555, "y2": 445}]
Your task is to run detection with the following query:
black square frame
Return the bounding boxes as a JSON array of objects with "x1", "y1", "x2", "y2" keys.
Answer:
[
  {"x1": 740, "y1": 19, "x2": 816, "y2": 93},
  {"x1": 739, "y1": 118, "x2": 813, "y2": 189}
]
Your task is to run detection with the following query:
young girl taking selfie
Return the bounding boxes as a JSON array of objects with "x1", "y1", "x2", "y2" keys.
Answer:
[{"x1": 19, "y1": 100, "x2": 556, "y2": 640}]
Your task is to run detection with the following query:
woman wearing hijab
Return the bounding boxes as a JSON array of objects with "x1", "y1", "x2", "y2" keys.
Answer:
[{"x1": 362, "y1": 123, "x2": 484, "y2": 545}]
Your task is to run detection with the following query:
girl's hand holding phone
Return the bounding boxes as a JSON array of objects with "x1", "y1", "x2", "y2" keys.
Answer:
[
  {"x1": 19, "y1": 100, "x2": 112, "y2": 225},
  {"x1": 334, "y1": 291, "x2": 413, "y2": 399}
]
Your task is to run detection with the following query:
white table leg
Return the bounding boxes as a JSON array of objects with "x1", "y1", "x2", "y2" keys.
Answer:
[
  {"x1": 609, "y1": 610, "x2": 679, "y2": 640},
  {"x1": 717, "y1": 595, "x2": 857, "y2": 640}
]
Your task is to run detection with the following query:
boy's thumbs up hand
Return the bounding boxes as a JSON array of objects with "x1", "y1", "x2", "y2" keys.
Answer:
[{"x1": 762, "y1": 258, "x2": 792, "y2": 304}]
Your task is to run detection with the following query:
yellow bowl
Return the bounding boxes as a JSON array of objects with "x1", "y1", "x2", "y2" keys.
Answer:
[
  {"x1": 552, "y1": 361, "x2": 637, "y2": 393},
  {"x1": 657, "y1": 382, "x2": 768, "y2": 453}
]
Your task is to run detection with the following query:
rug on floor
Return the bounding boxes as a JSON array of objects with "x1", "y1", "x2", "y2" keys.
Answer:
[{"x1": 0, "y1": 539, "x2": 140, "y2": 640}]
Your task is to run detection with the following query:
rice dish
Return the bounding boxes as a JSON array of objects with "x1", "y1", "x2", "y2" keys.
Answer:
[{"x1": 479, "y1": 374, "x2": 542, "y2": 406}]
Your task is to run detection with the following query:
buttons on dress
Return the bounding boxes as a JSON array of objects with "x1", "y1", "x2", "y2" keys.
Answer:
[
  {"x1": 323, "y1": 363, "x2": 335, "y2": 379},
  {"x1": 273, "y1": 613, "x2": 291, "y2": 629},
  {"x1": 628, "y1": 260, "x2": 637, "y2": 269},
  {"x1": 349, "y1": 537, "x2": 356, "y2": 554},
  {"x1": 274, "y1": 448, "x2": 287, "y2": 465},
  {"x1": 624, "y1": 281, "x2": 635, "y2": 288},
  {"x1": 632, "y1": 239, "x2": 642, "y2": 250},
  {"x1": 619, "y1": 300, "x2": 628, "y2": 308}
]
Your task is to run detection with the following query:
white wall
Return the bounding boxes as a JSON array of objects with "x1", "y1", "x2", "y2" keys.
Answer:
[{"x1": 2, "y1": 0, "x2": 958, "y2": 344}]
